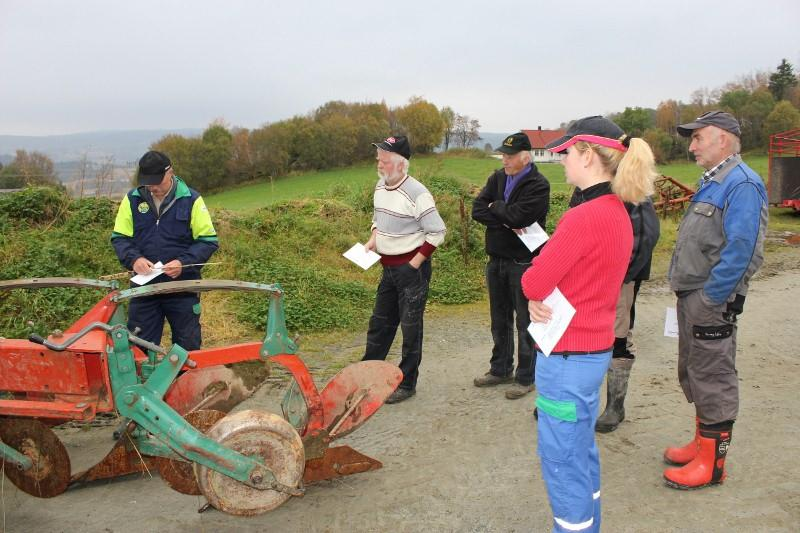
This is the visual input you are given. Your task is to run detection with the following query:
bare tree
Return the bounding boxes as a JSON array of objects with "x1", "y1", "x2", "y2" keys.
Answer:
[
  {"x1": 440, "y1": 106, "x2": 456, "y2": 151},
  {"x1": 94, "y1": 156, "x2": 115, "y2": 198},
  {"x1": 452, "y1": 114, "x2": 481, "y2": 148},
  {"x1": 73, "y1": 151, "x2": 90, "y2": 198}
]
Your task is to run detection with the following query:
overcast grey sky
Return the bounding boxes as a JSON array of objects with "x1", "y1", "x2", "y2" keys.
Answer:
[{"x1": 1, "y1": 0, "x2": 798, "y2": 136}]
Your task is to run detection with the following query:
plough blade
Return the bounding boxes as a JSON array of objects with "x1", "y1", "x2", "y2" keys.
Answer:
[
  {"x1": 156, "y1": 409, "x2": 226, "y2": 495},
  {"x1": 319, "y1": 361, "x2": 402, "y2": 439},
  {"x1": 302, "y1": 445, "x2": 382, "y2": 484},
  {"x1": 70, "y1": 439, "x2": 155, "y2": 485},
  {"x1": 164, "y1": 363, "x2": 268, "y2": 415}
]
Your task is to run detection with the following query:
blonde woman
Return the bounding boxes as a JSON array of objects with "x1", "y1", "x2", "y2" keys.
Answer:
[{"x1": 521, "y1": 116, "x2": 656, "y2": 533}]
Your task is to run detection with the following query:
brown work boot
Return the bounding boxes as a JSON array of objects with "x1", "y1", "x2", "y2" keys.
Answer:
[
  {"x1": 505, "y1": 383, "x2": 535, "y2": 399},
  {"x1": 473, "y1": 372, "x2": 514, "y2": 387}
]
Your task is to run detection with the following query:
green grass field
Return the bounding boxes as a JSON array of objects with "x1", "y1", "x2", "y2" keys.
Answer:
[{"x1": 206, "y1": 153, "x2": 771, "y2": 212}]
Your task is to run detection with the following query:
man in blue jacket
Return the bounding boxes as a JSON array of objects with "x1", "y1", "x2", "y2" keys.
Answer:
[
  {"x1": 664, "y1": 112, "x2": 767, "y2": 490},
  {"x1": 111, "y1": 151, "x2": 219, "y2": 350}
]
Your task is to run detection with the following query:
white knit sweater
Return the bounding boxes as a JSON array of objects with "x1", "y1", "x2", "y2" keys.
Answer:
[{"x1": 371, "y1": 174, "x2": 446, "y2": 257}]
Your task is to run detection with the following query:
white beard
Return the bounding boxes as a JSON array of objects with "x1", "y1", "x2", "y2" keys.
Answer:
[{"x1": 378, "y1": 169, "x2": 404, "y2": 185}]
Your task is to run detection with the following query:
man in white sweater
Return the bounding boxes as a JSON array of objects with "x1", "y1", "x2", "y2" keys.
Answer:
[{"x1": 362, "y1": 136, "x2": 447, "y2": 404}]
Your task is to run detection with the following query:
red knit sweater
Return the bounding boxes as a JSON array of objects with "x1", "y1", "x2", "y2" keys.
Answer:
[{"x1": 521, "y1": 194, "x2": 632, "y2": 353}]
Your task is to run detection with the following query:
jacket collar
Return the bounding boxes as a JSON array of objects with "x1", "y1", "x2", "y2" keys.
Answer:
[
  {"x1": 703, "y1": 154, "x2": 742, "y2": 186},
  {"x1": 570, "y1": 181, "x2": 613, "y2": 206},
  {"x1": 132, "y1": 176, "x2": 191, "y2": 199}
]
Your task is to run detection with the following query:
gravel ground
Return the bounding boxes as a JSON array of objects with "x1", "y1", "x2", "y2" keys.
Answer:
[{"x1": 2, "y1": 246, "x2": 799, "y2": 533}]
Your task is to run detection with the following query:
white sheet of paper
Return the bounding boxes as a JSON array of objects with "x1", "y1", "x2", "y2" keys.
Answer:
[
  {"x1": 130, "y1": 261, "x2": 164, "y2": 285},
  {"x1": 664, "y1": 307, "x2": 679, "y2": 338},
  {"x1": 527, "y1": 287, "x2": 576, "y2": 357},
  {"x1": 517, "y1": 222, "x2": 549, "y2": 252},
  {"x1": 343, "y1": 243, "x2": 381, "y2": 270}
]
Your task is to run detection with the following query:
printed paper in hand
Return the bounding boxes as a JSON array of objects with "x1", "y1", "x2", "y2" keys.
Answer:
[
  {"x1": 517, "y1": 222, "x2": 549, "y2": 252},
  {"x1": 343, "y1": 243, "x2": 381, "y2": 270},
  {"x1": 527, "y1": 287, "x2": 576, "y2": 357},
  {"x1": 130, "y1": 261, "x2": 164, "y2": 285},
  {"x1": 664, "y1": 307, "x2": 679, "y2": 338}
]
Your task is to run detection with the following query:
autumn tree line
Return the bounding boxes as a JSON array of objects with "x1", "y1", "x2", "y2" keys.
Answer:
[
  {"x1": 1, "y1": 59, "x2": 798, "y2": 191},
  {"x1": 606, "y1": 59, "x2": 800, "y2": 163},
  {"x1": 149, "y1": 97, "x2": 481, "y2": 193}
]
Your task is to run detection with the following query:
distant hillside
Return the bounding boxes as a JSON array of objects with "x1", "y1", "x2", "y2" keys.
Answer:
[{"x1": 0, "y1": 128, "x2": 203, "y2": 167}]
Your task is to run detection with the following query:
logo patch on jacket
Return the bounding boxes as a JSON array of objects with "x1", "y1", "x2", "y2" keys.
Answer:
[{"x1": 138, "y1": 203, "x2": 150, "y2": 214}]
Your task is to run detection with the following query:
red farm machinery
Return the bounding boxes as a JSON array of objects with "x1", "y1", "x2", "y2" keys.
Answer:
[
  {"x1": 0, "y1": 278, "x2": 401, "y2": 516},
  {"x1": 768, "y1": 127, "x2": 800, "y2": 212}
]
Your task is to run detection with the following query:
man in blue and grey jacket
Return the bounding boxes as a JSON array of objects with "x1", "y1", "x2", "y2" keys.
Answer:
[
  {"x1": 111, "y1": 150, "x2": 219, "y2": 351},
  {"x1": 663, "y1": 111, "x2": 768, "y2": 490}
]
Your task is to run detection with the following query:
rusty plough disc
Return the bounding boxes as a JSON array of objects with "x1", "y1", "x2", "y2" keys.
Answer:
[
  {"x1": 156, "y1": 409, "x2": 226, "y2": 495},
  {"x1": 0, "y1": 418, "x2": 71, "y2": 498},
  {"x1": 194, "y1": 410, "x2": 304, "y2": 516}
]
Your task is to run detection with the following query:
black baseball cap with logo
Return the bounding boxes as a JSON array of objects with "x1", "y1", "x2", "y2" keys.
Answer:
[
  {"x1": 496, "y1": 132, "x2": 532, "y2": 154},
  {"x1": 677, "y1": 110, "x2": 742, "y2": 138},
  {"x1": 372, "y1": 136, "x2": 411, "y2": 160},
  {"x1": 137, "y1": 150, "x2": 172, "y2": 186}
]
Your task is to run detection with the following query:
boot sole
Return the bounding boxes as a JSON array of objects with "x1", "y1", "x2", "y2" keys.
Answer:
[
  {"x1": 595, "y1": 423, "x2": 620, "y2": 433},
  {"x1": 473, "y1": 378, "x2": 514, "y2": 387},
  {"x1": 504, "y1": 393, "x2": 531, "y2": 400},
  {"x1": 663, "y1": 476, "x2": 725, "y2": 490}
]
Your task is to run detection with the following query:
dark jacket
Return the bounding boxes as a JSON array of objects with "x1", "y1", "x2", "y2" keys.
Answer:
[
  {"x1": 472, "y1": 164, "x2": 550, "y2": 261},
  {"x1": 625, "y1": 200, "x2": 659, "y2": 282},
  {"x1": 111, "y1": 177, "x2": 219, "y2": 283},
  {"x1": 569, "y1": 184, "x2": 660, "y2": 282}
]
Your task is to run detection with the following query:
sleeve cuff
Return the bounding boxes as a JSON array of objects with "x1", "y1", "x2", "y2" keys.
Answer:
[{"x1": 419, "y1": 242, "x2": 437, "y2": 257}]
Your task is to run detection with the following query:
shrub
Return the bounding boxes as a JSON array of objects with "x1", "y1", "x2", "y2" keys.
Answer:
[{"x1": 0, "y1": 187, "x2": 69, "y2": 225}]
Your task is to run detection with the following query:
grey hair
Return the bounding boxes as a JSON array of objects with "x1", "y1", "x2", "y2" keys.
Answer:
[
  {"x1": 725, "y1": 131, "x2": 742, "y2": 154},
  {"x1": 708, "y1": 126, "x2": 741, "y2": 155},
  {"x1": 381, "y1": 149, "x2": 410, "y2": 175},
  {"x1": 503, "y1": 150, "x2": 533, "y2": 164}
]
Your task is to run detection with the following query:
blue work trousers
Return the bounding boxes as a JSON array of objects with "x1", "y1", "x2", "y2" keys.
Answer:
[
  {"x1": 128, "y1": 292, "x2": 202, "y2": 351},
  {"x1": 535, "y1": 350, "x2": 611, "y2": 533}
]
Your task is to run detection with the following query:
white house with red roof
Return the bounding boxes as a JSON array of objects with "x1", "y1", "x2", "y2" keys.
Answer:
[{"x1": 522, "y1": 126, "x2": 566, "y2": 163}]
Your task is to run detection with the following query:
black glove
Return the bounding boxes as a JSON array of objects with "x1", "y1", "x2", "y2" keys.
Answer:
[{"x1": 723, "y1": 294, "x2": 745, "y2": 323}]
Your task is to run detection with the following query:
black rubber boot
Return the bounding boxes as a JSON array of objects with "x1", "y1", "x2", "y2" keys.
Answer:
[{"x1": 595, "y1": 357, "x2": 634, "y2": 433}]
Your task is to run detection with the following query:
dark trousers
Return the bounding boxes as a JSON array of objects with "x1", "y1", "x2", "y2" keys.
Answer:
[
  {"x1": 128, "y1": 292, "x2": 202, "y2": 351},
  {"x1": 487, "y1": 256, "x2": 534, "y2": 386},
  {"x1": 362, "y1": 260, "x2": 432, "y2": 391}
]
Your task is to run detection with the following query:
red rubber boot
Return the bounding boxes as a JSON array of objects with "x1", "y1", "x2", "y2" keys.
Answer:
[
  {"x1": 663, "y1": 427, "x2": 731, "y2": 490},
  {"x1": 663, "y1": 417, "x2": 699, "y2": 466}
]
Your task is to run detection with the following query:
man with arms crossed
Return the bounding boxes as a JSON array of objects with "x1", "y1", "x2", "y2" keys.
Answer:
[{"x1": 472, "y1": 132, "x2": 550, "y2": 399}]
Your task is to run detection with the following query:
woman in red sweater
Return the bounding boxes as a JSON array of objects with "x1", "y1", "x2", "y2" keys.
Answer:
[{"x1": 521, "y1": 116, "x2": 656, "y2": 533}]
